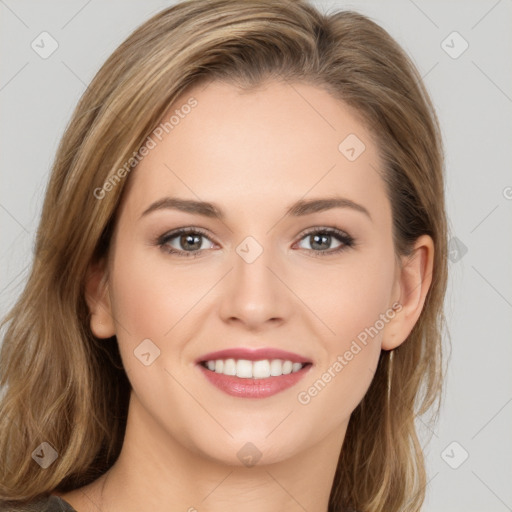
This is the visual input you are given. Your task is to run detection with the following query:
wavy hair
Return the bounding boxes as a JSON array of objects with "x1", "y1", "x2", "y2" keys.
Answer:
[{"x1": 0, "y1": 1, "x2": 448, "y2": 510}]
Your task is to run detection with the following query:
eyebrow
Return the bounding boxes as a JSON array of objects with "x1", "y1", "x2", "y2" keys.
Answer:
[{"x1": 140, "y1": 196, "x2": 372, "y2": 221}]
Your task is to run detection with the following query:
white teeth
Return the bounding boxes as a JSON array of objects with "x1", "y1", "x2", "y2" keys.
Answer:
[
  {"x1": 236, "y1": 359, "x2": 253, "y2": 378},
  {"x1": 282, "y1": 360, "x2": 292, "y2": 375},
  {"x1": 223, "y1": 358, "x2": 236, "y2": 376},
  {"x1": 204, "y1": 358, "x2": 305, "y2": 379},
  {"x1": 269, "y1": 359, "x2": 282, "y2": 376},
  {"x1": 253, "y1": 360, "x2": 271, "y2": 379},
  {"x1": 292, "y1": 362, "x2": 302, "y2": 373}
]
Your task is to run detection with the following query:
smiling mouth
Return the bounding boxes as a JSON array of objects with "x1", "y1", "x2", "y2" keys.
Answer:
[
  {"x1": 199, "y1": 358, "x2": 312, "y2": 379},
  {"x1": 198, "y1": 357, "x2": 313, "y2": 399}
]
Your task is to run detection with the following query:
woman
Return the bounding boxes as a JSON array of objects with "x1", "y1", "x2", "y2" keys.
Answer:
[{"x1": 0, "y1": 0, "x2": 448, "y2": 511}]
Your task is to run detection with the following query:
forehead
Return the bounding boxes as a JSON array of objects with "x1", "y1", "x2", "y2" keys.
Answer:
[{"x1": 122, "y1": 80, "x2": 388, "y2": 222}]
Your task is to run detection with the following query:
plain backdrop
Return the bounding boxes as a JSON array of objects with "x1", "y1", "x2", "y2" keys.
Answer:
[{"x1": 1, "y1": 1, "x2": 511, "y2": 511}]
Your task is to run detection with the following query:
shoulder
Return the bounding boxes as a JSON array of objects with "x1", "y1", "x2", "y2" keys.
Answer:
[{"x1": 0, "y1": 496, "x2": 77, "y2": 512}]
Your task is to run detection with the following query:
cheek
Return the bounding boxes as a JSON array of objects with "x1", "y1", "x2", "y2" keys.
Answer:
[
  {"x1": 296, "y1": 245, "x2": 395, "y2": 416},
  {"x1": 106, "y1": 242, "x2": 223, "y2": 390},
  {"x1": 297, "y1": 277, "x2": 391, "y2": 426},
  {"x1": 106, "y1": 251, "x2": 196, "y2": 407},
  {"x1": 108, "y1": 248, "x2": 205, "y2": 338},
  {"x1": 302, "y1": 247, "x2": 396, "y2": 347}
]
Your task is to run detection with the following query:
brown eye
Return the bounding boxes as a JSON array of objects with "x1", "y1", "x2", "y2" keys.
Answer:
[
  {"x1": 295, "y1": 227, "x2": 354, "y2": 256},
  {"x1": 158, "y1": 228, "x2": 215, "y2": 257}
]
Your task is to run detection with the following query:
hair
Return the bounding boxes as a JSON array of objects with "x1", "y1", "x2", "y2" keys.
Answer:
[{"x1": 0, "y1": 1, "x2": 448, "y2": 511}]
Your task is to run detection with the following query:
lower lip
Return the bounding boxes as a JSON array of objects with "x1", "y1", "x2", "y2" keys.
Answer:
[{"x1": 198, "y1": 364, "x2": 312, "y2": 399}]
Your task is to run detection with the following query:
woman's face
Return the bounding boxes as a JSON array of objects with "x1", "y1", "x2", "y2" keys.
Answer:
[{"x1": 91, "y1": 80, "x2": 413, "y2": 466}]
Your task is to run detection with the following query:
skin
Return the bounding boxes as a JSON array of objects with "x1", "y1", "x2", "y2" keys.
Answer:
[{"x1": 58, "y1": 80, "x2": 433, "y2": 512}]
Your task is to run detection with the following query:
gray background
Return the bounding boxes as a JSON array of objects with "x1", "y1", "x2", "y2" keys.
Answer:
[{"x1": 1, "y1": 1, "x2": 511, "y2": 510}]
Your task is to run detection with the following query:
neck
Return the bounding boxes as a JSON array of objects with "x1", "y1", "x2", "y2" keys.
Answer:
[{"x1": 63, "y1": 391, "x2": 347, "y2": 512}]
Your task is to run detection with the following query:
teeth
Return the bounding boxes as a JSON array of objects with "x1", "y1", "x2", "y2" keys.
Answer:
[
  {"x1": 292, "y1": 362, "x2": 302, "y2": 373},
  {"x1": 223, "y1": 359, "x2": 236, "y2": 376},
  {"x1": 236, "y1": 359, "x2": 253, "y2": 378},
  {"x1": 205, "y1": 358, "x2": 305, "y2": 379},
  {"x1": 253, "y1": 360, "x2": 271, "y2": 379},
  {"x1": 270, "y1": 359, "x2": 282, "y2": 376}
]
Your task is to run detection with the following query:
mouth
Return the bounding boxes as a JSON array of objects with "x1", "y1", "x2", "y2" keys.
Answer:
[
  {"x1": 196, "y1": 348, "x2": 313, "y2": 399},
  {"x1": 199, "y1": 358, "x2": 311, "y2": 378}
]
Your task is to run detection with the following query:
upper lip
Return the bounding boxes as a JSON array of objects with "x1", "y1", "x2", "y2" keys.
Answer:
[{"x1": 196, "y1": 347, "x2": 312, "y2": 364}]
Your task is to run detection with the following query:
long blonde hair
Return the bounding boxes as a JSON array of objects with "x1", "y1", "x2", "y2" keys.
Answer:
[{"x1": 0, "y1": 1, "x2": 448, "y2": 510}]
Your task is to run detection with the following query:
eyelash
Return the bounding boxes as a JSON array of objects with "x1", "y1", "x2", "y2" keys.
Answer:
[{"x1": 156, "y1": 226, "x2": 355, "y2": 259}]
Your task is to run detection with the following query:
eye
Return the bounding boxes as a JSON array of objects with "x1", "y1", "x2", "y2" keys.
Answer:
[
  {"x1": 294, "y1": 227, "x2": 355, "y2": 256},
  {"x1": 157, "y1": 227, "x2": 215, "y2": 257},
  {"x1": 155, "y1": 226, "x2": 355, "y2": 258}
]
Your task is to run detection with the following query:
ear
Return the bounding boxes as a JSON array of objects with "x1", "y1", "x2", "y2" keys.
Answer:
[
  {"x1": 382, "y1": 234, "x2": 434, "y2": 351},
  {"x1": 84, "y1": 260, "x2": 116, "y2": 339}
]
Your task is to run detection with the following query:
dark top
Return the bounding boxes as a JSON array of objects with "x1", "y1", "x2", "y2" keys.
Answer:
[
  {"x1": 1, "y1": 495, "x2": 357, "y2": 511},
  {"x1": 0, "y1": 496, "x2": 77, "y2": 512}
]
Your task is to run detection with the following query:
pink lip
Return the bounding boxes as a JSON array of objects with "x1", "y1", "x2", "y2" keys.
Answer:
[
  {"x1": 195, "y1": 348, "x2": 313, "y2": 399},
  {"x1": 197, "y1": 364, "x2": 312, "y2": 399},
  {"x1": 196, "y1": 347, "x2": 312, "y2": 364}
]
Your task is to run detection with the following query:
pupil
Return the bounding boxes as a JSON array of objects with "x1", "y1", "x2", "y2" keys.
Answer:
[
  {"x1": 181, "y1": 234, "x2": 201, "y2": 251},
  {"x1": 311, "y1": 233, "x2": 330, "y2": 250}
]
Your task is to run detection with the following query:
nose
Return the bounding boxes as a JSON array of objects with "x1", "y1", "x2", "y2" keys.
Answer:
[{"x1": 218, "y1": 241, "x2": 293, "y2": 331}]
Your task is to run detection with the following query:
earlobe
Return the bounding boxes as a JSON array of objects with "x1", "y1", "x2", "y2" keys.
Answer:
[
  {"x1": 382, "y1": 235, "x2": 434, "y2": 351},
  {"x1": 84, "y1": 262, "x2": 116, "y2": 339}
]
